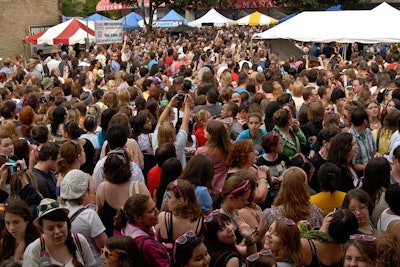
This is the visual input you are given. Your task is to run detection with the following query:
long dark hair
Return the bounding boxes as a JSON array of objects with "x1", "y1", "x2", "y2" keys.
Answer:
[
  {"x1": 203, "y1": 213, "x2": 239, "y2": 262},
  {"x1": 1, "y1": 200, "x2": 39, "y2": 261},
  {"x1": 50, "y1": 106, "x2": 67, "y2": 135},
  {"x1": 361, "y1": 157, "x2": 391, "y2": 207},
  {"x1": 156, "y1": 158, "x2": 182, "y2": 209}
]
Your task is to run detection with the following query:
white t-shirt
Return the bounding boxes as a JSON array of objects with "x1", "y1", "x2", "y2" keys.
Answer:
[
  {"x1": 23, "y1": 233, "x2": 95, "y2": 267},
  {"x1": 65, "y1": 203, "x2": 106, "y2": 267}
]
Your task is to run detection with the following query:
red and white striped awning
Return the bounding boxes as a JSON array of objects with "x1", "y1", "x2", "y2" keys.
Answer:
[
  {"x1": 24, "y1": 19, "x2": 95, "y2": 45},
  {"x1": 96, "y1": 0, "x2": 132, "y2": 11}
]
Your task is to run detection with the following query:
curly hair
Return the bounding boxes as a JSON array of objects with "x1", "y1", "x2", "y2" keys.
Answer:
[
  {"x1": 226, "y1": 139, "x2": 254, "y2": 169},
  {"x1": 273, "y1": 167, "x2": 310, "y2": 223},
  {"x1": 103, "y1": 149, "x2": 131, "y2": 184},
  {"x1": 373, "y1": 231, "x2": 399, "y2": 267}
]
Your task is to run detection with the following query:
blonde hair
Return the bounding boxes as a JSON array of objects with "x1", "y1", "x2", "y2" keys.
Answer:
[
  {"x1": 118, "y1": 88, "x2": 131, "y2": 108},
  {"x1": 273, "y1": 167, "x2": 310, "y2": 223},
  {"x1": 0, "y1": 120, "x2": 20, "y2": 141},
  {"x1": 292, "y1": 81, "x2": 304, "y2": 98},
  {"x1": 272, "y1": 82, "x2": 284, "y2": 98},
  {"x1": 157, "y1": 121, "x2": 176, "y2": 145}
]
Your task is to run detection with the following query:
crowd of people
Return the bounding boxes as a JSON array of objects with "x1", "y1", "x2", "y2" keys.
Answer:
[{"x1": 1, "y1": 24, "x2": 400, "y2": 267}]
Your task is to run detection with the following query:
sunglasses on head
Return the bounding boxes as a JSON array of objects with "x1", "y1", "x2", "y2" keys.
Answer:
[
  {"x1": 349, "y1": 234, "x2": 378, "y2": 256},
  {"x1": 203, "y1": 209, "x2": 221, "y2": 232},
  {"x1": 85, "y1": 114, "x2": 96, "y2": 121},
  {"x1": 172, "y1": 179, "x2": 183, "y2": 198},
  {"x1": 173, "y1": 230, "x2": 196, "y2": 262},
  {"x1": 246, "y1": 249, "x2": 273, "y2": 265},
  {"x1": 107, "y1": 149, "x2": 127, "y2": 164},
  {"x1": 230, "y1": 179, "x2": 250, "y2": 196},
  {"x1": 100, "y1": 247, "x2": 119, "y2": 258},
  {"x1": 277, "y1": 217, "x2": 297, "y2": 236},
  {"x1": 36, "y1": 201, "x2": 60, "y2": 215}
]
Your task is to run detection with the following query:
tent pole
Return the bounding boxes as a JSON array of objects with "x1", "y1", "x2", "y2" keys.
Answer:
[
  {"x1": 86, "y1": 17, "x2": 89, "y2": 52},
  {"x1": 250, "y1": 36, "x2": 254, "y2": 61}
]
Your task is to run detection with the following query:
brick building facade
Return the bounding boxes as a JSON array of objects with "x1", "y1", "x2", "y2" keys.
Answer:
[{"x1": 0, "y1": 0, "x2": 61, "y2": 59}]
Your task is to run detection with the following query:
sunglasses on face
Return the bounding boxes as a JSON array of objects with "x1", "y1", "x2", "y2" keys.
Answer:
[
  {"x1": 230, "y1": 179, "x2": 250, "y2": 196},
  {"x1": 173, "y1": 230, "x2": 196, "y2": 262},
  {"x1": 246, "y1": 249, "x2": 273, "y2": 265},
  {"x1": 101, "y1": 247, "x2": 119, "y2": 258},
  {"x1": 36, "y1": 201, "x2": 60, "y2": 215}
]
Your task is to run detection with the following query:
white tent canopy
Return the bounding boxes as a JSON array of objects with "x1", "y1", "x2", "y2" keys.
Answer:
[
  {"x1": 234, "y1": 11, "x2": 277, "y2": 26},
  {"x1": 188, "y1": 8, "x2": 232, "y2": 27},
  {"x1": 253, "y1": 2, "x2": 400, "y2": 44}
]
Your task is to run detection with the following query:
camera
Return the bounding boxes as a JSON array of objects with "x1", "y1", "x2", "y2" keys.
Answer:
[{"x1": 177, "y1": 92, "x2": 185, "y2": 101}]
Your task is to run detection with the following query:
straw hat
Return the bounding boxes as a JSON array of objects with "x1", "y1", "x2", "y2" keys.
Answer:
[{"x1": 33, "y1": 198, "x2": 69, "y2": 227}]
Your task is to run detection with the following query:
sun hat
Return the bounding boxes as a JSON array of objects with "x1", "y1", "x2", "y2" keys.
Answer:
[
  {"x1": 41, "y1": 77, "x2": 54, "y2": 90},
  {"x1": 34, "y1": 198, "x2": 69, "y2": 227},
  {"x1": 60, "y1": 169, "x2": 89, "y2": 200}
]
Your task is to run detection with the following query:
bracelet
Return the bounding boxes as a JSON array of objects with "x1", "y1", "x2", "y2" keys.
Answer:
[
  {"x1": 89, "y1": 194, "x2": 96, "y2": 198},
  {"x1": 245, "y1": 236, "x2": 256, "y2": 246},
  {"x1": 166, "y1": 105, "x2": 172, "y2": 108},
  {"x1": 258, "y1": 178, "x2": 268, "y2": 184}
]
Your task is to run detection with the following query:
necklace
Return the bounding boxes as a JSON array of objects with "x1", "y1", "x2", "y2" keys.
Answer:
[{"x1": 221, "y1": 204, "x2": 238, "y2": 228}]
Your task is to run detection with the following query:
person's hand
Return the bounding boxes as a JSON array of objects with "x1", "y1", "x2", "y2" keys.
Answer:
[
  {"x1": 183, "y1": 94, "x2": 194, "y2": 110},
  {"x1": 257, "y1": 165, "x2": 269, "y2": 179},
  {"x1": 235, "y1": 215, "x2": 253, "y2": 239},
  {"x1": 16, "y1": 159, "x2": 27, "y2": 171},
  {"x1": 320, "y1": 211, "x2": 334, "y2": 233},
  {"x1": 290, "y1": 118, "x2": 300, "y2": 132},
  {"x1": 168, "y1": 94, "x2": 179, "y2": 107}
]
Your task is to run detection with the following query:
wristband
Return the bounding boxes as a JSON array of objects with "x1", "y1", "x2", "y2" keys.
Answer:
[
  {"x1": 166, "y1": 105, "x2": 172, "y2": 108},
  {"x1": 258, "y1": 178, "x2": 268, "y2": 184}
]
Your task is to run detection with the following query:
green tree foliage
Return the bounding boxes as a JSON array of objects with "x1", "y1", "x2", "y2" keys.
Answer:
[
  {"x1": 277, "y1": 0, "x2": 370, "y2": 12},
  {"x1": 110, "y1": 0, "x2": 169, "y2": 32}
]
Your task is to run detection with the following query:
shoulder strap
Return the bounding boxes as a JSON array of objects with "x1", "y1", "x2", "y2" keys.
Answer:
[
  {"x1": 165, "y1": 212, "x2": 173, "y2": 241},
  {"x1": 129, "y1": 181, "x2": 135, "y2": 196},
  {"x1": 308, "y1": 238, "x2": 317, "y2": 256},
  {"x1": 73, "y1": 233, "x2": 84, "y2": 259},
  {"x1": 40, "y1": 236, "x2": 46, "y2": 253},
  {"x1": 376, "y1": 128, "x2": 381, "y2": 150},
  {"x1": 195, "y1": 215, "x2": 202, "y2": 234},
  {"x1": 134, "y1": 181, "x2": 140, "y2": 194},
  {"x1": 70, "y1": 208, "x2": 86, "y2": 223},
  {"x1": 129, "y1": 180, "x2": 140, "y2": 196}
]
